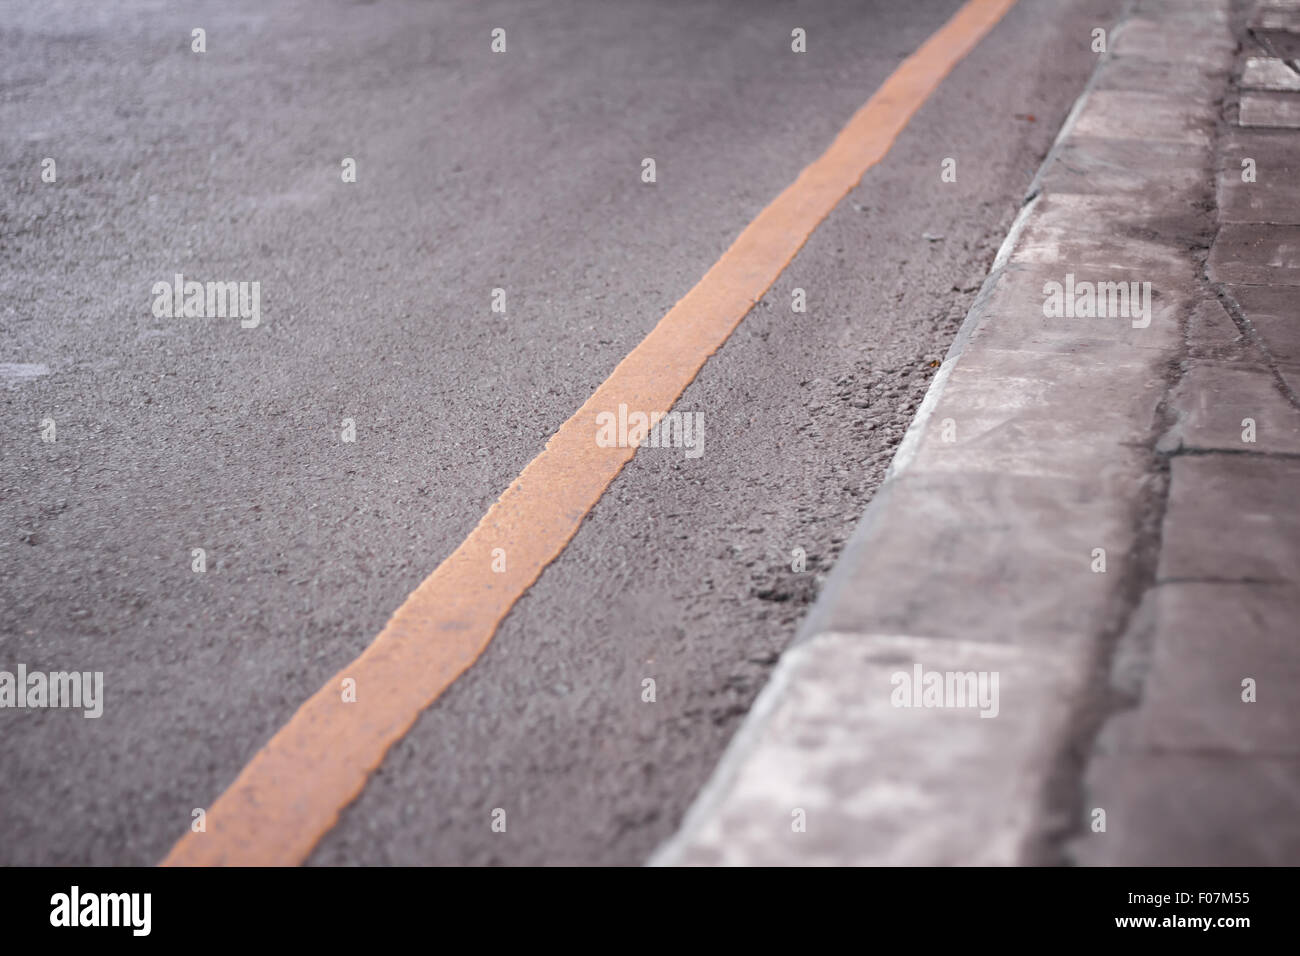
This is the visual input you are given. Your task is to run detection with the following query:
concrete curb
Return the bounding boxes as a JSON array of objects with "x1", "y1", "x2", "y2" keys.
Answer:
[{"x1": 652, "y1": 0, "x2": 1236, "y2": 865}]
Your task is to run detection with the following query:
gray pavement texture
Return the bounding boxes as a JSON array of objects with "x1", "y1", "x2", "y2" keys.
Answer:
[
  {"x1": 656, "y1": 0, "x2": 1300, "y2": 866},
  {"x1": 0, "y1": 0, "x2": 1121, "y2": 865}
]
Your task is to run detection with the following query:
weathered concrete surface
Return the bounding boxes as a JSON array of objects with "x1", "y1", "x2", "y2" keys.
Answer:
[
  {"x1": 1240, "y1": 90, "x2": 1300, "y2": 125},
  {"x1": 1232, "y1": 285, "x2": 1300, "y2": 378},
  {"x1": 652, "y1": 632, "x2": 1086, "y2": 867},
  {"x1": 1068, "y1": 753, "x2": 1300, "y2": 865},
  {"x1": 1242, "y1": 56, "x2": 1300, "y2": 90},
  {"x1": 1218, "y1": 130, "x2": 1300, "y2": 222},
  {"x1": 1209, "y1": 224, "x2": 1300, "y2": 283},
  {"x1": 1159, "y1": 363, "x2": 1300, "y2": 453}
]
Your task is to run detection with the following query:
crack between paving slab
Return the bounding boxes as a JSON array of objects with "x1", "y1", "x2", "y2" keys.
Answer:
[
  {"x1": 1214, "y1": 285, "x2": 1300, "y2": 410},
  {"x1": 1134, "y1": 743, "x2": 1300, "y2": 759},
  {"x1": 1045, "y1": 365, "x2": 1177, "y2": 865},
  {"x1": 1174, "y1": 445, "x2": 1300, "y2": 459},
  {"x1": 1248, "y1": 25, "x2": 1300, "y2": 70},
  {"x1": 1157, "y1": 575, "x2": 1285, "y2": 585}
]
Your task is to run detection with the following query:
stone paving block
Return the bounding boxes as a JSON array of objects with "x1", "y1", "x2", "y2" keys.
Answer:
[
  {"x1": 807, "y1": 469, "x2": 1145, "y2": 650},
  {"x1": 1140, "y1": 0, "x2": 1232, "y2": 19},
  {"x1": 1010, "y1": 231, "x2": 1193, "y2": 276},
  {"x1": 1209, "y1": 223, "x2": 1300, "y2": 284},
  {"x1": 1253, "y1": 4, "x2": 1300, "y2": 37},
  {"x1": 1229, "y1": 283, "x2": 1300, "y2": 371},
  {"x1": 1240, "y1": 90, "x2": 1300, "y2": 128},
  {"x1": 1009, "y1": 229, "x2": 1190, "y2": 275},
  {"x1": 1071, "y1": 90, "x2": 1214, "y2": 145},
  {"x1": 1015, "y1": 192, "x2": 1210, "y2": 255},
  {"x1": 1254, "y1": 318, "x2": 1300, "y2": 376},
  {"x1": 1253, "y1": 5, "x2": 1300, "y2": 60},
  {"x1": 1159, "y1": 453, "x2": 1300, "y2": 580},
  {"x1": 1117, "y1": 583, "x2": 1300, "y2": 755},
  {"x1": 1188, "y1": 297, "x2": 1245, "y2": 359},
  {"x1": 1241, "y1": 56, "x2": 1300, "y2": 90},
  {"x1": 910, "y1": 346, "x2": 1166, "y2": 479},
  {"x1": 1038, "y1": 138, "x2": 1208, "y2": 198},
  {"x1": 659, "y1": 632, "x2": 1090, "y2": 866},
  {"x1": 1095, "y1": 54, "x2": 1227, "y2": 98},
  {"x1": 1140, "y1": 0, "x2": 1232, "y2": 16},
  {"x1": 1161, "y1": 362, "x2": 1300, "y2": 455},
  {"x1": 1217, "y1": 131, "x2": 1300, "y2": 222},
  {"x1": 1071, "y1": 753, "x2": 1300, "y2": 865},
  {"x1": 1114, "y1": 19, "x2": 1233, "y2": 69},
  {"x1": 968, "y1": 262, "x2": 1192, "y2": 354},
  {"x1": 1253, "y1": 44, "x2": 1300, "y2": 64},
  {"x1": 1230, "y1": 282, "x2": 1299, "y2": 324}
]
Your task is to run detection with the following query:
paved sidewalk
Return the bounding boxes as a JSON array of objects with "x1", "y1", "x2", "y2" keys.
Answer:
[
  {"x1": 1070, "y1": 0, "x2": 1300, "y2": 866},
  {"x1": 653, "y1": 0, "x2": 1299, "y2": 865}
]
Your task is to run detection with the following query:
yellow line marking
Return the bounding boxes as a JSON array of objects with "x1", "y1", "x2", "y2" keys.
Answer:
[{"x1": 162, "y1": 0, "x2": 1018, "y2": 866}]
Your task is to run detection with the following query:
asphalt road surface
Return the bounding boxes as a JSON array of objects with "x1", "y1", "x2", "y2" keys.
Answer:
[{"x1": 1, "y1": 0, "x2": 1120, "y2": 865}]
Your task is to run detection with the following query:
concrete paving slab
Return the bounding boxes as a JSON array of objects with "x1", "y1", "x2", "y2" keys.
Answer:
[
  {"x1": 1229, "y1": 282, "x2": 1300, "y2": 324},
  {"x1": 967, "y1": 262, "x2": 1193, "y2": 353},
  {"x1": 798, "y1": 470, "x2": 1145, "y2": 651},
  {"x1": 1113, "y1": 19, "x2": 1233, "y2": 68},
  {"x1": 1209, "y1": 223, "x2": 1300, "y2": 284},
  {"x1": 1241, "y1": 91, "x2": 1300, "y2": 128},
  {"x1": 654, "y1": 631, "x2": 1090, "y2": 866},
  {"x1": 1159, "y1": 454, "x2": 1300, "y2": 580},
  {"x1": 1016, "y1": 191, "x2": 1211, "y2": 251},
  {"x1": 908, "y1": 347, "x2": 1167, "y2": 478},
  {"x1": 1115, "y1": 582, "x2": 1300, "y2": 755},
  {"x1": 1070, "y1": 90, "x2": 1215, "y2": 145},
  {"x1": 1070, "y1": 753, "x2": 1300, "y2": 865},
  {"x1": 1230, "y1": 283, "x2": 1300, "y2": 372},
  {"x1": 1096, "y1": 55, "x2": 1228, "y2": 98},
  {"x1": 1037, "y1": 138, "x2": 1209, "y2": 198},
  {"x1": 1160, "y1": 362, "x2": 1300, "y2": 454},
  {"x1": 1241, "y1": 56, "x2": 1300, "y2": 90},
  {"x1": 1188, "y1": 297, "x2": 1246, "y2": 359},
  {"x1": 1218, "y1": 132, "x2": 1300, "y2": 222},
  {"x1": 1254, "y1": 6, "x2": 1300, "y2": 31},
  {"x1": 1253, "y1": 3, "x2": 1300, "y2": 56},
  {"x1": 1164, "y1": 364, "x2": 1294, "y2": 457}
]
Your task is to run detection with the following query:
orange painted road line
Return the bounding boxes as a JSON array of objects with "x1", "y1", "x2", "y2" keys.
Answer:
[{"x1": 162, "y1": 0, "x2": 1018, "y2": 866}]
